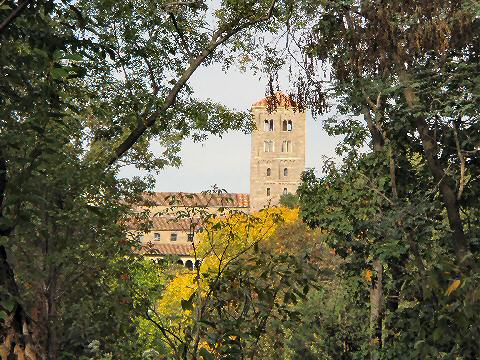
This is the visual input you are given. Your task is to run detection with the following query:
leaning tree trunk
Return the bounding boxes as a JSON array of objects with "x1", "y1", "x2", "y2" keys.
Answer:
[{"x1": 400, "y1": 70, "x2": 468, "y2": 264}]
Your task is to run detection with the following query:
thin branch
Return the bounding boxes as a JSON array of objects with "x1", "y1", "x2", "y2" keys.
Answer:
[
  {"x1": 168, "y1": 12, "x2": 193, "y2": 60},
  {"x1": 107, "y1": 0, "x2": 278, "y2": 166},
  {"x1": 0, "y1": 0, "x2": 32, "y2": 33},
  {"x1": 452, "y1": 121, "x2": 465, "y2": 200}
]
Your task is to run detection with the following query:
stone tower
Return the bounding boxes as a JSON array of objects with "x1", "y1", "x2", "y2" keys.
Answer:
[{"x1": 250, "y1": 93, "x2": 306, "y2": 211}]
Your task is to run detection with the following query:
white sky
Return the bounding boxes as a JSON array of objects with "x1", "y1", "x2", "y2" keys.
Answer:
[{"x1": 119, "y1": 63, "x2": 340, "y2": 194}]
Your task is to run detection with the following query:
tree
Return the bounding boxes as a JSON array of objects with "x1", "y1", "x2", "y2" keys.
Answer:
[
  {"x1": 279, "y1": 193, "x2": 299, "y2": 209},
  {"x1": 142, "y1": 207, "x2": 318, "y2": 359},
  {"x1": 284, "y1": 1, "x2": 480, "y2": 357},
  {"x1": 0, "y1": 0, "x2": 282, "y2": 358}
]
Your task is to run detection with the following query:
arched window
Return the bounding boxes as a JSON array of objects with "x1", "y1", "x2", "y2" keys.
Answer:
[
  {"x1": 185, "y1": 260, "x2": 193, "y2": 270},
  {"x1": 269, "y1": 119, "x2": 274, "y2": 131},
  {"x1": 264, "y1": 120, "x2": 269, "y2": 131},
  {"x1": 266, "y1": 188, "x2": 271, "y2": 196},
  {"x1": 177, "y1": 259, "x2": 184, "y2": 266},
  {"x1": 266, "y1": 168, "x2": 271, "y2": 176},
  {"x1": 287, "y1": 120, "x2": 293, "y2": 131},
  {"x1": 283, "y1": 168, "x2": 288, "y2": 176},
  {"x1": 282, "y1": 120, "x2": 288, "y2": 131},
  {"x1": 283, "y1": 188, "x2": 288, "y2": 195}
]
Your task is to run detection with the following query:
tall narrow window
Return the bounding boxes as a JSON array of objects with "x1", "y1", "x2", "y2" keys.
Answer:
[
  {"x1": 282, "y1": 140, "x2": 291, "y2": 153},
  {"x1": 269, "y1": 119, "x2": 274, "y2": 131},
  {"x1": 264, "y1": 140, "x2": 274, "y2": 152},
  {"x1": 266, "y1": 188, "x2": 271, "y2": 196},
  {"x1": 266, "y1": 168, "x2": 271, "y2": 176},
  {"x1": 283, "y1": 188, "x2": 288, "y2": 195},
  {"x1": 287, "y1": 140, "x2": 292, "y2": 152},
  {"x1": 264, "y1": 120, "x2": 269, "y2": 131},
  {"x1": 284, "y1": 168, "x2": 288, "y2": 176},
  {"x1": 287, "y1": 120, "x2": 293, "y2": 131},
  {"x1": 170, "y1": 233, "x2": 177, "y2": 241},
  {"x1": 282, "y1": 120, "x2": 288, "y2": 131}
]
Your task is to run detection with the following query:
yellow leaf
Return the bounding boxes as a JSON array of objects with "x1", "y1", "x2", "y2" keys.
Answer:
[
  {"x1": 445, "y1": 279, "x2": 461, "y2": 296},
  {"x1": 362, "y1": 269, "x2": 373, "y2": 282}
]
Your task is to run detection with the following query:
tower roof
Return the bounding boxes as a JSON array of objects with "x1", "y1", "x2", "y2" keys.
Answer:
[{"x1": 252, "y1": 92, "x2": 298, "y2": 109}]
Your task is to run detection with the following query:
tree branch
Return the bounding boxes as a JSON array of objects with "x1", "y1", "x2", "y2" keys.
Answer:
[
  {"x1": 168, "y1": 12, "x2": 193, "y2": 60},
  {"x1": 107, "y1": 0, "x2": 278, "y2": 166},
  {"x1": 452, "y1": 120, "x2": 465, "y2": 200},
  {"x1": 0, "y1": 0, "x2": 32, "y2": 33}
]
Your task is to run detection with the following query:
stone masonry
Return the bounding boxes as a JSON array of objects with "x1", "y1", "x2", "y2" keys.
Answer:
[{"x1": 250, "y1": 93, "x2": 306, "y2": 211}]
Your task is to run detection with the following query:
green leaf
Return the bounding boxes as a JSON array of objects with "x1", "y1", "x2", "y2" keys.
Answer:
[
  {"x1": 199, "y1": 348, "x2": 214, "y2": 360},
  {"x1": 1, "y1": 298, "x2": 15, "y2": 312},
  {"x1": 51, "y1": 67, "x2": 69, "y2": 80}
]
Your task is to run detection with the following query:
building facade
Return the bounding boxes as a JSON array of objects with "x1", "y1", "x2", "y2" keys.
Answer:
[
  {"x1": 134, "y1": 192, "x2": 250, "y2": 267},
  {"x1": 250, "y1": 93, "x2": 306, "y2": 211},
  {"x1": 133, "y1": 93, "x2": 306, "y2": 264}
]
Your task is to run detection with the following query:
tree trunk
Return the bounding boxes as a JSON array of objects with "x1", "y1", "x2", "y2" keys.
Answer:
[
  {"x1": 370, "y1": 259, "x2": 383, "y2": 358},
  {"x1": 0, "y1": 151, "x2": 39, "y2": 359},
  {"x1": 363, "y1": 106, "x2": 385, "y2": 355},
  {"x1": 401, "y1": 80, "x2": 468, "y2": 263},
  {"x1": 0, "y1": 246, "x2": 38, "y2": 360}
]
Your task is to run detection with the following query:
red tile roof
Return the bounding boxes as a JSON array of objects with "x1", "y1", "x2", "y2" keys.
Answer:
[
  {"x1": 139, "y1": 242, "x2": 193, "y2": 256},
  {"x1": 140, "y1": 192, "x2": 250, "y2": 208},
  {"x1": 252, "y1": 92, "x2": 298, "y2": 108}
]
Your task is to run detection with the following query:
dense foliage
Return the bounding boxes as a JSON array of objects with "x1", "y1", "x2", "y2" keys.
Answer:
[
  {"x1": 0, "y1": 0, "x2": 281, "y2": 358},
  {"x1": 290, "y1": 1, "x2": 480, "y2": 358},
  {"x1": 1, "y1": 0, "x2": 479, "y2": 359}
]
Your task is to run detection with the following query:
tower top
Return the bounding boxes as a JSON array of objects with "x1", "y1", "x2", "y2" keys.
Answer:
[{"x1": 251, "y1": 92, "x2": 298, "y2": 109}]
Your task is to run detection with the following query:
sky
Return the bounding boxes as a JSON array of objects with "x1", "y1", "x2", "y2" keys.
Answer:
[{"x1": 119, "y1": 63, "x2": 340, "y2": 194}]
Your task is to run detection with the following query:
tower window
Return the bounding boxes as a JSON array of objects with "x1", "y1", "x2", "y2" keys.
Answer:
[
  {"x1": 266, "y1": 167, "x2": 271, "y2": 176},
  {"x1": 170, "y1": 233, "x2": 177, "y2": 241},
  {"x1": 266, "y1": 188, "x2": 271, "y2": 196},
  {"x1": 282, "y1": 140, "x2": 292, "y2": 153},
  {"x1": 269, "y1": 119, "x2": 274, "y2": 131},
  {"x1": 283, "y1": 120, "x2": 293, "y2": 131},
  {"x1": 264, "y1": 120, "x2": 269, "y2": 131},
  {"x1": 154, "y1": 233, "x2": 161, "y2": 241},
  {"x1": 284, "y1": 168, "x2": 288, "y2": 176},
  {"x1": 283, "y1": 188, "x2": 288, "y2": 195},
  {"x1": 264, "y1": 140, "x2": 274, "y2": 152}
]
